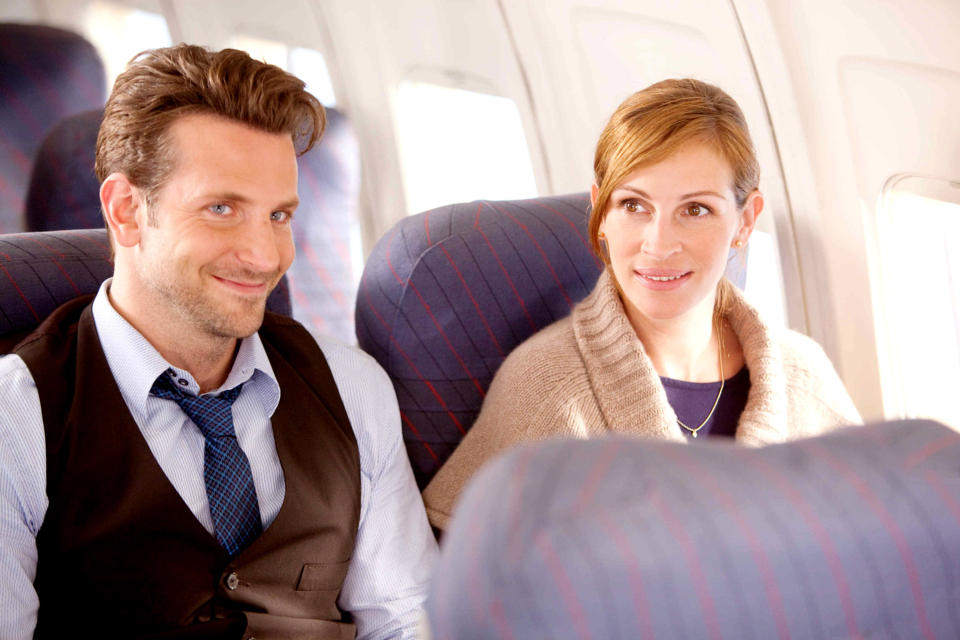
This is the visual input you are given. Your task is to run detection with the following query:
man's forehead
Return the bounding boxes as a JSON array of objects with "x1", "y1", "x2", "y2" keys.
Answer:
[
  {"x1": 159, "y1": 113, "x2": 299, "y2": 201},
  {"x1": 167, "y1": 112, "x2": 296, "y2": 154}
]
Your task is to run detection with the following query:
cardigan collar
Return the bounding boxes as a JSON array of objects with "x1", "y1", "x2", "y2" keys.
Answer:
[{"x1": 571, "y1": 270, "x2": 790, "y2": 445}]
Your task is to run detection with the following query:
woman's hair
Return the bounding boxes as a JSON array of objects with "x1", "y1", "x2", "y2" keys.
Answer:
[
  {"x1": 589, "y1": 78, "x2": 760, "y2": 315},
  {"x1": 95, "y1": 44, "x2": 325, "y2": 208}
]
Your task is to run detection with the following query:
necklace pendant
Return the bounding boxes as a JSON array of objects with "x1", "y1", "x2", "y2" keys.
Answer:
[{"x1": 692, "y1": 431, "x2": 698, "y2": 438}]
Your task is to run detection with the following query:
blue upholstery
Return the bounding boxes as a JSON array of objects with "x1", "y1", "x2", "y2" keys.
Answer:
[
  {"x1": 25, "y1": 109, "x2": 102, "y2": 231},
  {"x1": 0, "y1": 24, "x2": 106, "y2": 233},
  {"x1": 428, "y1": 419, "x2": 960, "y2": 639},
  {"x1": 0, "y1": 229, "x2": 291, "y2": 353},
  {"x1": 287, "y1": 107, "x2": 362, "y2": 343},
  {"x1": 355, "y1": 194, "x2": 600, "y2": 487},
  {"x1": 355, "y1": 193, "x2": 749, "y2": 488}
]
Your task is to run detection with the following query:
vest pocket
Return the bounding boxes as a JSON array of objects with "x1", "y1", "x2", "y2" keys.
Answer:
[{"x1": 296, "y1": 560, "x2": 351, "y2": 591}]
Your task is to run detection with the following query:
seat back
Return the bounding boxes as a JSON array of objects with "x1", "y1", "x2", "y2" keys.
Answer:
[
  {"x1": 25, "y1": 109, "x2": 103, "y2": 231},
  {"x1": 287, "y1": 107, "x2": 362, "y2": 343},
  {"x1": 356, "y1": 193, "x2": 751, "y2": 488},
  {"x1": 0, "y1": 229, "x2": 291, "y2": 354},
  {"x1": 428, "y1": 419, "x2": 960, "y2": 639},
  {"x1": 355, "y1": 193, "x2": 601, "y2": 487},
  {"x1": 0, "y1": 24, "x2": 106, "y2": 233}
]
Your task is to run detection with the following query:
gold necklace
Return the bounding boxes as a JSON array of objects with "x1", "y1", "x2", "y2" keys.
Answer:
[{"x1": 676, "y1": 319, "x2": 724, "y2": 438}]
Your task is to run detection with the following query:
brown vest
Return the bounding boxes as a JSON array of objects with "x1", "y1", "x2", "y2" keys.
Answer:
[{"x1": 15, "y1": 296, "x2": 361, "y2": 640}]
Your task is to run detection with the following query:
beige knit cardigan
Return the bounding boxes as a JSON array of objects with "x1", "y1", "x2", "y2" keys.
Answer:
[{"x1": 423, "y1": 270, "x2": 862, "y2": 529}]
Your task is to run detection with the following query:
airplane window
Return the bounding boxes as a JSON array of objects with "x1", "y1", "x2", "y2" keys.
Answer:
[
  {"x1": 393, "y1": 82, "x2": 538, "y2": 215},
  {"x1": 742, "y1": 230, "x2": 787, "y2": 329},
  {"x1": 229, "y1": 35, "x2": 336, "y2": 106},
  {"x1": 82, "y1": 1, "x2": 172, "y2": 87},
  {"x1": 879, "y1": 175, "x2": 960, "y2": 429},
  {"x1": 289, "y1": 47, "x2": 337, "y2": 107}
]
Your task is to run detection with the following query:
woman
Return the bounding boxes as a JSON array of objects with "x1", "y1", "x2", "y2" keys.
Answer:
[{"x1": 422, "y1": 78, "x2": 860, "y2": 530}]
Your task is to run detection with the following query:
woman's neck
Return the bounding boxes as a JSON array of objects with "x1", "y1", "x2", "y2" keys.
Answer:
[{"x1": 624, "y1": 298, "x2": 722, "y2": 382}]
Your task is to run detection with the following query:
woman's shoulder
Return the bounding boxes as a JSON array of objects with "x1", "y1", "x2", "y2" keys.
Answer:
[
  {"x1": 775, "y1": 328, "x2": 862, "y2": 424},
  {"x1": 491, "y1": 314, "x2": 582, "y2": 390},
  {"x1": 775, "y1": 328, "x2": 835, "y2": 374}
]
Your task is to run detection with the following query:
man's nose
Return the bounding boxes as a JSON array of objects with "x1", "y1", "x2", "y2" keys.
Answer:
[{"x1": 235, "y1": 217, "x2": 282, "y2": 273}]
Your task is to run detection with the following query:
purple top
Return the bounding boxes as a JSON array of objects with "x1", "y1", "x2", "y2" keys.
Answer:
[{"x1": 661, "y1": 366, "x2": 750, "y2": 438}]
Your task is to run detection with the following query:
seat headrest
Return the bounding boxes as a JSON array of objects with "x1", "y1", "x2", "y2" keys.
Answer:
[
  {"x1": 429, "y1": 419, "x2": 960, "y2": 639},
  {"x1": 0, "y1": 24, "x2": 106, "y2": 232},
  {"x1": 26, "y1": 109, "x2": 103, "y2": 231}
]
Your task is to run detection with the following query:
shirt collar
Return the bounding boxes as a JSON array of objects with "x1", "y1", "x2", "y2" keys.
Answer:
[{"x1": 90, "y1": 278, "x2": 281, "y2": 418}]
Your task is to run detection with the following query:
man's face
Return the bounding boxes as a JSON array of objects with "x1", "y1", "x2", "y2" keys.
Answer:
[{"x1": 131, "y1": 112, "x2": 298, "y2": 341}]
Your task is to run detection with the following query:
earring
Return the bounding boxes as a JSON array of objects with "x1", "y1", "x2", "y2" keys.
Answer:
[
  {"x1": 598, "y1": 231, "x2": 606, "y2": 240},
  {"x1": 734, "y1": 240, "x2": 743, "y2": 248}
]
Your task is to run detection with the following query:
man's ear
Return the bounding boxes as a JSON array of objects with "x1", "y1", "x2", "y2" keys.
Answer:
[{"x1": 100, "y1": 173, "x2": 144, "y2": 248}]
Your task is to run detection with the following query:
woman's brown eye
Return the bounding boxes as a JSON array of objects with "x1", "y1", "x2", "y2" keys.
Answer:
[{"x1": 688, "y1": 204, "x2": 707, "y2": 216}]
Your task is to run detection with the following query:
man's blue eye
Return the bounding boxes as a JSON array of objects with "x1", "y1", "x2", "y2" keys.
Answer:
[
  {"x1": 270, "y1": 211, "x2": 290, "y2": 223},
  {"x1": 210, "y1": 204, "x2": 231, "y2": 215}
]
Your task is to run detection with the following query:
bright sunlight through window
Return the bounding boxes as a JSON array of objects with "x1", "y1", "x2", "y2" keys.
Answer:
[
  {"x1": 393, "y1": 82, "x2": 538, "y2": 215},
  {"x1": 83, "y1": 2, "x2": 172, "y2": 87},
  {"x1": 229, "y1": 35, "x2": 336, "y2": 106},
  {"x1": 879, "y1": 176, "x2": 960, "y2": 429}
]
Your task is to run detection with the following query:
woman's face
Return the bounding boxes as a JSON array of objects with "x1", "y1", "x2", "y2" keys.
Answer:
[{"x1": 595, "y1": 143, "x2": 761, "y2": 327}]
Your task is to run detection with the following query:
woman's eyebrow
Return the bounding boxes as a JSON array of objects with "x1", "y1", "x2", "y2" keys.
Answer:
[
  {"x1": 613, "y1": 186, "x2": 651, "y2": 198},
  {"x1": 680, "y1": 190, "x2": 728, "y2": 200}
]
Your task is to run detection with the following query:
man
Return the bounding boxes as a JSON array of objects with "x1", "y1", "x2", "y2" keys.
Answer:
[{"x1": 0, "y1": 45, "x2": 436, "y2": 639}]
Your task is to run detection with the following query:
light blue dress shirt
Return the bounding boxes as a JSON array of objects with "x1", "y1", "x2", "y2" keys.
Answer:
[{"x1": 0, "y1": 279, "x2": 437, "y2": 639}]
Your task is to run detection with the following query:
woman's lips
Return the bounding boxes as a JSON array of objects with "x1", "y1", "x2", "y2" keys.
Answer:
[{"x1": 633, "y1": 268, "x2": 692, "y2": 290}]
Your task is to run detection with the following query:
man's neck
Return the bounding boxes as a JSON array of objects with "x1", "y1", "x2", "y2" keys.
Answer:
[{"x1": 106, "y1": 283, "x2": 238, "y2": 394}]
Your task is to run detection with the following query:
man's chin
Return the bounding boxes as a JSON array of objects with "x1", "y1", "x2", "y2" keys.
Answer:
[{"x1": 208, "y1": 301, "x2": 269, "y2": 339}]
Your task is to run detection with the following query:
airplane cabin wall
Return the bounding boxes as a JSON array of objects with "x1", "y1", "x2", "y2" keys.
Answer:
[{"x1": 741, "y1": 0, "x2": 960, "y2": 422}]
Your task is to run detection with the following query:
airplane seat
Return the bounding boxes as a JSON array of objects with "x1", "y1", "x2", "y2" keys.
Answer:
[
  {"x1": 355, "y1": 193, "x2": 601, "y2": 488},
  {"x1": 0, "y1": 24, "x2": 106, "y2": 234},
  {"x1": 0, "y1": 229, "x2": 292, "y2": 354},
  {"x1": 355, "y1": 193, "x2": 750, "y2": 489},
  {"x1": 287, "y1": 106, "x2": 362, "y2": 344},
  {"x1": 427, "y1": 418, "x2": 960, "y2": 638},
  {"x1": 24, "y1": 109, "x2": 103, "y2": 231}
]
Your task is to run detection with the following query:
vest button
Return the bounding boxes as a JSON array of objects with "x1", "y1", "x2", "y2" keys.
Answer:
[{"x1": 225, "y1": 572, "x2": 240, "y2": 590}]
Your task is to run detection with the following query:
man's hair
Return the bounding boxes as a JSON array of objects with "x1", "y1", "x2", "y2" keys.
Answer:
[{"x1": 95, "y1": 44, "x2": 325, "y2": 207}]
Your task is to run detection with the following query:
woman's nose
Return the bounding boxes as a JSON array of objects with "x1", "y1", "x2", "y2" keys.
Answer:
[{"x1": 641, "y1": 216, "x2": 681, "y2": 259}]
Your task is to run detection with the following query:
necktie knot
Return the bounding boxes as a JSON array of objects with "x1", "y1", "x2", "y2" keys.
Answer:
[
  {"x1": 151, "y1": 372, "x2": 243, "y2": 439},
  {"x1": 150, "y1": 369, "x2": 260, "y2": 556}
]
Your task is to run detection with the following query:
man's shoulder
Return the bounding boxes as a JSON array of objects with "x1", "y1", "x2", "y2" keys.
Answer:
[
  {"x1": 0, "y1": 352, "x2": 33, "y2": 390},
  {"x1": 312, "y1": 334, "x2": 391, "y2": 390}
]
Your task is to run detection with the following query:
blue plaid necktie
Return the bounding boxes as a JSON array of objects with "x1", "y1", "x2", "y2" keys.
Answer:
[{"x1": 151, "y1": 370, "x2": 262, "y2": 556}]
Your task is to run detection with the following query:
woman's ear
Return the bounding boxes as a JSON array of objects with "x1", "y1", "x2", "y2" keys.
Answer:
[
  {"x1": 100, "y1": 173, "x2": 143, "y2": 248},
  {"x1": 734, "y1": 189, "x2": 763, "y2": 246},
  {"x1": 590, "y1": 183, "x2": 599, "y2": 207}
]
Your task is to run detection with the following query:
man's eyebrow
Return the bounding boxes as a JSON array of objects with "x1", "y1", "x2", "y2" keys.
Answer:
[{"x1": 199, "y1": 193, "x2": 300, "y2": 209}]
